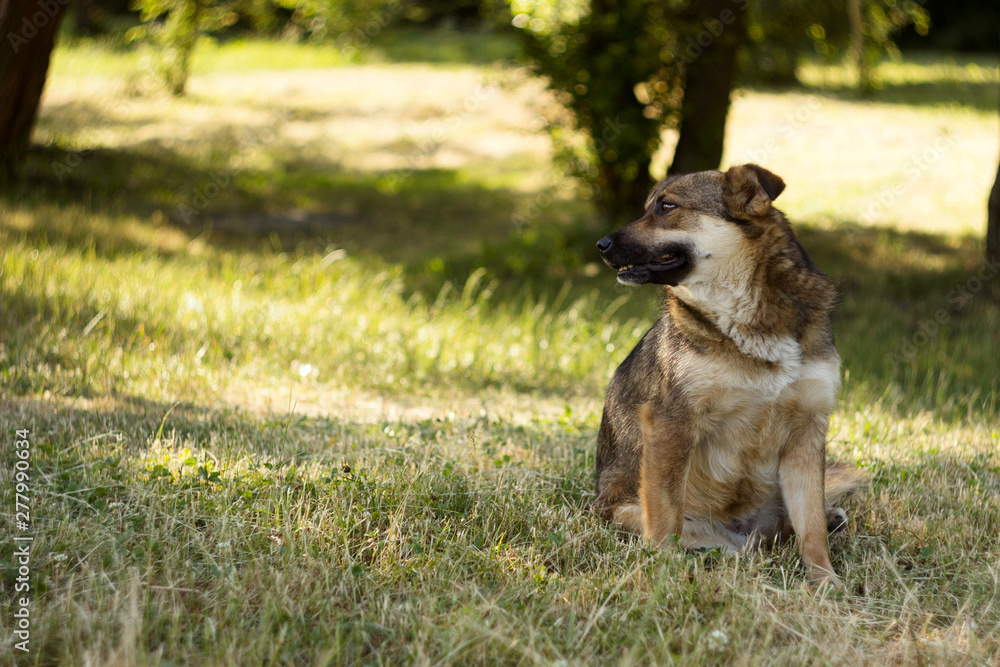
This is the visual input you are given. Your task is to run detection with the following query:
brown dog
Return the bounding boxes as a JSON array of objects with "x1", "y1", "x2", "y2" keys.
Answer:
[{"x1": 594, "y1": 164, "x2": 865, "y2": 587}]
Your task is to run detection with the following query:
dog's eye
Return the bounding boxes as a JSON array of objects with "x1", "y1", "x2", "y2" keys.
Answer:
[{"x1": 660, "y1": 201, "x2": 677, "y2": 212}]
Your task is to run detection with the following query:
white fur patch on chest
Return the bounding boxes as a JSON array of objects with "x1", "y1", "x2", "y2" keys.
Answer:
[
  {"x1": 674, "y1": 347, "x2": 800, "y2": 400},
  {"x1": 786, "y1": 357, "x2": 841, "y2": 412}
]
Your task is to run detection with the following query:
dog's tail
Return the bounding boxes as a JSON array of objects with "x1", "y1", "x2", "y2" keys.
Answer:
[{"x1": 824, "y1": 461, "x2": 868, "y2": 505}]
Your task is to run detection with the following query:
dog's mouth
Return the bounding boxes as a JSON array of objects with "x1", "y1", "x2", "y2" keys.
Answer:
[{"x1": 615, "y1": 251, "x2": 688, "y2": 285}]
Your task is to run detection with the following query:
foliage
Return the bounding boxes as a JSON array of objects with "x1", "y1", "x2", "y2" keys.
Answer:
[
  {"x1": 507, "y1": 0, "x2": 931, "y2": 219},
  {"x1": 508, "y1": 0, "x2": 690, "y2": 223},
  {"x1": 854, "y1": 0, "x2": 930, "y2": 91},
  {"x1": 271, "y1": 0, "x2": 399, "y2": 46},
  {"x1": 743, "y1": 0, "x2": 930, "y2": 86},
  {"x1": 128, "y1": 0, "x2": 272, "y2": 94},
  {"x1": 127, "y1": 0, "x2": 497, "y2": 93},
  {"x1": 895, "y1": 0, "x2": 1000, "y2": 52}
]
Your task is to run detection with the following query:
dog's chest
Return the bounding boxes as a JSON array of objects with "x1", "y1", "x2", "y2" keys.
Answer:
[
  {"x1": 673, "y1": 344, "x2": 838, "y2": 496},
  {"x1": 676, "y1": 341, "x2": 803, "y2": 418}
]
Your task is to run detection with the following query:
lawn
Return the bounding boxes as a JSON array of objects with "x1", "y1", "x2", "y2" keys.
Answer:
[{"x1": 1, "y1": 34, "x2": 999, "y2": 665}]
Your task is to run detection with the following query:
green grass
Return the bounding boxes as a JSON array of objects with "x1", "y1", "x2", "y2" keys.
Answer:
[
  {"x1": 2, "y1": 37, "x2": 1000, "y2": 664},
  {"x1": 367, "y1": 26, "x2": 522, "y2": 64},
  {"x1": 797, "y1": 51, "x2": 1000, "y2": 112},
  {"x1": 49, "y1": 26, "x2": 519, "y2": 80}
]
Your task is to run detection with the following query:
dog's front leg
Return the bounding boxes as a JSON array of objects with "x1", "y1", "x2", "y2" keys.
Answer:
[
  {"x1": 778, "y1": 412, "x2": 841, "y2": 588},
  {"x1": 638, "y1": 403, "x2": 692, "y2": 547}
]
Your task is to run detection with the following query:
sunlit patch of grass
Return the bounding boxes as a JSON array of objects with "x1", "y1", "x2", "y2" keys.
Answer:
[
  {"x1": 49, "y1": 26, "x2": 520, "y2": 81},
  {"x1": 798, "y1": 51, "x2": 1000, "y2": 92},
  {"x1": 723, "y1": 90, "x2": 997, "y2": 235},
  {"x1": 50, "y1": 36, "x2": 352, "y2": 80},
  {"x1": 190, "y1": 37, "x2": 352, "y2": 72}
]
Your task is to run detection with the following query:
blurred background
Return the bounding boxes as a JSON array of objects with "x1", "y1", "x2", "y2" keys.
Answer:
[{"x1": 0, "y1": 0, "x2": 998, "y2": 418}]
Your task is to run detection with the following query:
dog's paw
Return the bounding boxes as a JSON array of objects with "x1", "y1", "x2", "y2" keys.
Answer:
[
  {"x1": 611, "y1": 504, "x2": 644, "y2": 536},
  {"x1": 812, "y1": 572, "x2": 845, "y2": 594},
  {"x1": 825, "y1": 507, "x2": 848, "y2": 533}
]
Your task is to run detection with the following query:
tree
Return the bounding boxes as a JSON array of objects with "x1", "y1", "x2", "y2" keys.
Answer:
[
  {"x1": 668, "y1": 0, "x2": 746, "y2": 175},
  {"x1": 272, "y1": 0, "x2": 402, "y2": 44},
  {"x1": 510, "y1": 0, "x2": 685, "y2": 222},
  {"x1": 846, "y1": 0, "x2": 870, "y2": 93},
  {"x1": 986, "y1": 63, "x2": 1000, "y2": 266},
  {"x1": 743, "y1": 0, "x2": 929, "y2": 91},
  {"x1": 131, "y1": 0, "x2": 243, "y2": 96},
  {"x1": 0, "y1": 0, "x2": 68, "y2": 180},
  {"x1": 988, "y1": 156, "x2": 1000, "y2": 265},
  {"x1": 73, "y1": 0, "x2": 96, "y2": 35},
  {"x1": 848, "y1": 0, "x2": 928, "y2": 94},
  {"x1": 510, "y1": 0, "x2": 934, "y2": 222},
  {"x1": 131, "y1": 0, "x2": 401, "y2": 96}
]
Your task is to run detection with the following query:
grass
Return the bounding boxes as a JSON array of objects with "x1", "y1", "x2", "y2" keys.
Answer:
[{"x1": 1, "y1": 35, "x2": 1000, "y2": 664}]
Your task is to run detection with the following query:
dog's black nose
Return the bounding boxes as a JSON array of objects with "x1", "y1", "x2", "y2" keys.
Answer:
[{"x1": 596, "y1": 237, "x2": 613, "y2": 254}]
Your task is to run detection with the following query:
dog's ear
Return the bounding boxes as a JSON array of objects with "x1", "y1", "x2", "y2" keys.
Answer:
[{"x1": 724, "y1": 164, "x2": 785, "y2": 218}]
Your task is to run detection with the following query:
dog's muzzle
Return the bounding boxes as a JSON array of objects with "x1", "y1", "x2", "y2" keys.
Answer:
[{"x1": 596, "y1": 235, "x2": 693, "y2": 286}]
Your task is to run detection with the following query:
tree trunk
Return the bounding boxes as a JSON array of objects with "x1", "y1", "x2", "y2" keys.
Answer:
[
  {"x1": 73, "y1": 0, "x2": 93, "y2": 35},
  {"x1": 583, "y1": 0, "x2": 659, "y2": 223},
  {"x1": 165, "y1": 0, "x2": 201, "y2": 96},
  {"x1": 988, "y1": 156, "x2": 1000, "y2": 265},
  {"x1": 0, "y1": 0, "x2": 67, "y2": 180},
  {"x1": 847, "y1": 0, "x2": 874, "y2": 96},
  {"x1": 668, "y1": 0, "x2": 746, "y2": 175},
  {"x1": 596, "y1": 152, "x2": 654, "y2": 224}
]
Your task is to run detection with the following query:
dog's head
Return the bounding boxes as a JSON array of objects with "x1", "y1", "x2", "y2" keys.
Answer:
[{"x1": 596, "y1": 164, "x2": 786, "y2": 286}]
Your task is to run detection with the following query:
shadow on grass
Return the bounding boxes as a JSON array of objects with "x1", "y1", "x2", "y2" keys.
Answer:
[
  {"x1": 740, "y1": 52, "x2": 1000, "y2": 113},
  {"x1": 0, "y1": 284, "x2": 215, "y2": 398},
  {"x1": 6, "y1": 392, "x2": 995, "y2": 504},
  {"x1": 3, "y1": 393, "x2": 996, "y2": 578},
  {"x1": 9, "y1": 141, "x2": 537, "y2": 266},
  {"x1": 801, "y1": 77, "x2": 1000, "y2": 113},
  {"x1": 365, "y1": 27, "x2": 521, "y2": 65},
  {"x1": 2, "y1": 394, "x2": 597, "y2": 516},
  {"x1": 10, "y1": 127, "x2": 988, "y2": 283}
]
